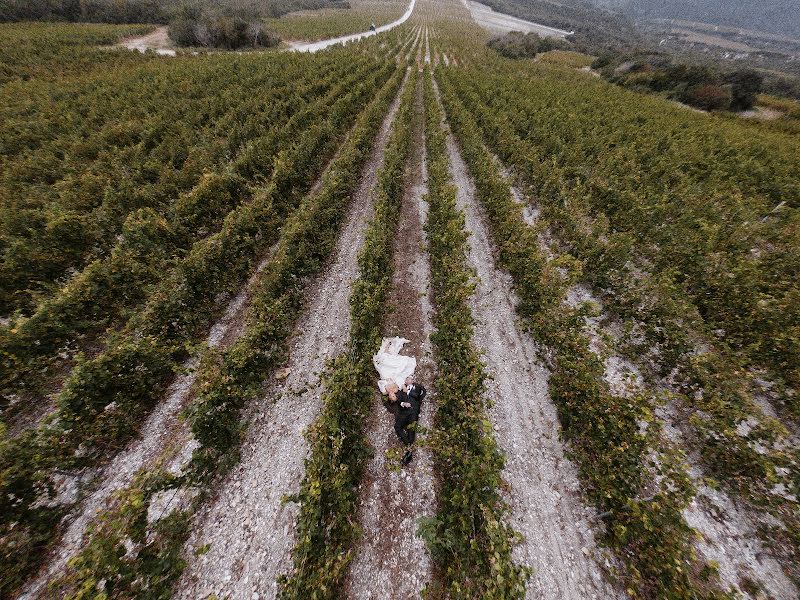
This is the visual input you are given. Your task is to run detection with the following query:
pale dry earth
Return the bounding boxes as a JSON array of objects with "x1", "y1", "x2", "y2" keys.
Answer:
[
  {"x1": 651, "y1": 18, "x2": 800, "y2": 45},
  {"x1": 669, "y1": 27, "x2": 757, "y2": 52},
  {"x1": 174, "y1": 74, "x2": 408, "y2": 600},
  {"x1": 566, "y1": 279, "x2": 797, "y2": 599},
  {"x1": 741, "y1": 106, "x2": 785, "y2": 120},
  {"x1": 118, "y1": 26, "x2": 177, "y2": 56},
  {"x1": 435, "y1": 81, "x2": 618, "y2": 600},
  {"x1": 345, "y1": 76, "x2": 437, "y2": 600}
]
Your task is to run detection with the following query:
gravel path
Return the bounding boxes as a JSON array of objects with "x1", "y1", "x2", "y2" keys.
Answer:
[
  {"x1": 174, "y1": 74, "x2": 408, "y2": 600},
  {"x1": 437, "y1": 85, "x2": 619, "y2": 600},
  {"x1": 345, "y1": 75, "x2": 437, "y2": 600},
  {"x1": 16, "y1": 255, "x2": 272, "y2": 600},
  {"x1": 289, "y1": 0, "x2": 416, "y2": 52}
]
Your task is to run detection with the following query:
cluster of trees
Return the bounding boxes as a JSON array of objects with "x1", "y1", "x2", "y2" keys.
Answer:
[
  {"x1": 168, "y1": 7, "x2": 279, "y2": 49},
  {"x1": 0, "y1": 0, "x2": 349, "y2": 24},
  {"x1": 0, "y1": 0, "x2": 166, "y2": 23},
  {"x1": 594, "y1": 53, "x2": 764, "y2": 111},
  {"x1": 487, "y1": 31, "x2": 568, "y2": 60}
]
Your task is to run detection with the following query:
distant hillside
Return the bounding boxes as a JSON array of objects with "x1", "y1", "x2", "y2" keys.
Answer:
[
  {"x1": 475, "y1": 0, "x2": 643, "y2": 52},
  {"x1": 598, "y1": 0, "x2": 800, "y2": 38}
]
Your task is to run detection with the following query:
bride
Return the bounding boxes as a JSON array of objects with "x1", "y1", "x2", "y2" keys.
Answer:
[{"x1": 373, "y1": 336, "x2": 416, "y2": 394}]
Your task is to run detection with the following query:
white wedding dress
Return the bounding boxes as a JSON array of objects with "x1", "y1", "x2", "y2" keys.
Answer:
[{"x1": 373, "y1": 337, "x2": 416, "y2": 394}]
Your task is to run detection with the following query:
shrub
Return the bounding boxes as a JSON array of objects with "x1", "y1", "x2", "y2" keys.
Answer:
[
  {"x1": 682, "y1": 83, "x2": 732, "y2": 111},
  {"x1": 725, "y1": 68, "x2": 764, "y2": 111},
  {"x1": 168, "y1": 12, "x2": 280, "y2": 49},
  {"x1": 487, "y1": 31, "x2": 568, "y2": 60}
]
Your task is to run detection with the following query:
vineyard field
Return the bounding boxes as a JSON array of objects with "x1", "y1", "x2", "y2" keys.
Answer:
[{"x1": 0, "y1": 2, "x2": 798, "y2": 599}]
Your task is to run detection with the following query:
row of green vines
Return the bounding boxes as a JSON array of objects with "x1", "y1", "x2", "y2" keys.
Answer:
[
  {"x1": 0, "y1": 59, "x2": 394, "y2": 598},
  {"x1": 278, "y1": 65, "x2": 419, "y2": 600},
  {"x1": 0, "y1": 50, "x2": 334, "y2": 315},
  {"x1": 0, "y1": 54, "x2": 372, "y2": 405},
  {"x1": 435, "y1": 69, "x2": 732, "y2": 599},
  {"x1": 51, "y1": 60, "x2": 413, "y2": 600},
  {"x1": 419, "y1": 67, "x2": 528, "y2": 599},
  {"x1": 440, "y1": 63, "x2": 800, "y2": 586}
]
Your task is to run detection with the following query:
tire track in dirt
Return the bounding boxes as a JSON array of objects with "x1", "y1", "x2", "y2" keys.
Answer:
[
  {"x1": 344, "y1": 74, "x2": 437, "y2": 600},
  {"x1": 436, "y1": 83, "x2": 620, "y2": 600},
  {"x1": 173, "y1": 72, "x2": 409, "y2": 600}
]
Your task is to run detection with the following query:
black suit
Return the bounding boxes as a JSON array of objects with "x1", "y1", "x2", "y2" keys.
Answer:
[
  {"x1": 406, "y1": 383, "x2": 426, "y2": 417},
  {"x1": 393, "y1": 385, "x2": 426, "y2": 445}
]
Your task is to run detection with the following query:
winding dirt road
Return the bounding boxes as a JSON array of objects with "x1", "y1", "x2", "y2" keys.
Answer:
[
  {"x1": 290, "y1": 0, "x2": 416, "y2": 52},
  {"x1": 117, "y1": 26, "x2": 176, "y2": 56}
]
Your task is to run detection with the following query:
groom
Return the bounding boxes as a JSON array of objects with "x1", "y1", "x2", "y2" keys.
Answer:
[{"x1": 394, "y1": 376, "x2": 426, "y2": 465}]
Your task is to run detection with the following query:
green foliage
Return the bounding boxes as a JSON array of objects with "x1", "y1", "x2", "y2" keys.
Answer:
[
  {"x1": 487, "y1": 31, "x2": 567, "y2": 60},
  {"x1": 49, "y1": 52, "x2": 408, "y2": 600},
  {"x1": 436, "y1": 66, "x2": 713, "y2": 600},
  {"x1": 421, "y1": 68, "x2": 528, "y2": 599},
  {"x1": 453, "y1": 57, "x2": 800, "y2": 406},
  {"x1": 53, "y1": 470, "x2": 190, "y2": 600},
  {"x1": 279, "y1": 66, "x2": 417, "y2": 600},
  {"x1": 265, "y1": 0, "x2": 406, "y2": 42},
  {"x1": 0, "y1": 53, "x2": 371, "y2": 407},
  {"x1": 168, "y1": 8, "x2": 280, "y2": 49},
  {"x1": 597, "y1": 54, "x2": 764, "y2": 112},
  {"x1": 0, "y1": 48, "x2": 395, "y2": 596},
  {"x1": 1, "y1": 43, "x2": 332, "y2": 313},
  {"x1": 725, "y1": 69, "x2": 764, "y2": 111},
  {"x1": 439, "y1": 57, "x2": 799, "y2": 587}
]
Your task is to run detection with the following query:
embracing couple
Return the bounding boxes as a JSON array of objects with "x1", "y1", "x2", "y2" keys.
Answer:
[
  {"x1": 373, "y1": 336, "x2": 427, "y2": 466},
  {"x1": 384, "y1": 376, "x2": 426, "y2": 466}
]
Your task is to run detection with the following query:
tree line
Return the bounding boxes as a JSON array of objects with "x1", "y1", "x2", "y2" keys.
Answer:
[{"x1": 0, "y1": 0, "x2": 350, "y2": 48}]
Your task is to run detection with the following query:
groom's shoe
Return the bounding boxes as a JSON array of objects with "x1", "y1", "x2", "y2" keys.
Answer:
[{"x1": 402, "y1": 450, "x2": 413, "y2": 466}]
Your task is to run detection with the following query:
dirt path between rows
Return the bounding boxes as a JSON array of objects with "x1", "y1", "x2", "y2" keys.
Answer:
[
  {"x1": 434, "y1": 82, "x2": 619, "y2": 600},
  {"x1": 504, "y1": 159, "x2": 797, "y2": 599},
  {"x1": 173, "y1": 73, "x2": 409, "y2": 600},
  {"x1": 17, "y1": 252, "x2": 275, "y2": 600},
  {"x1": 344, "y1": 73, "x2": 437, "y2": 600}
]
